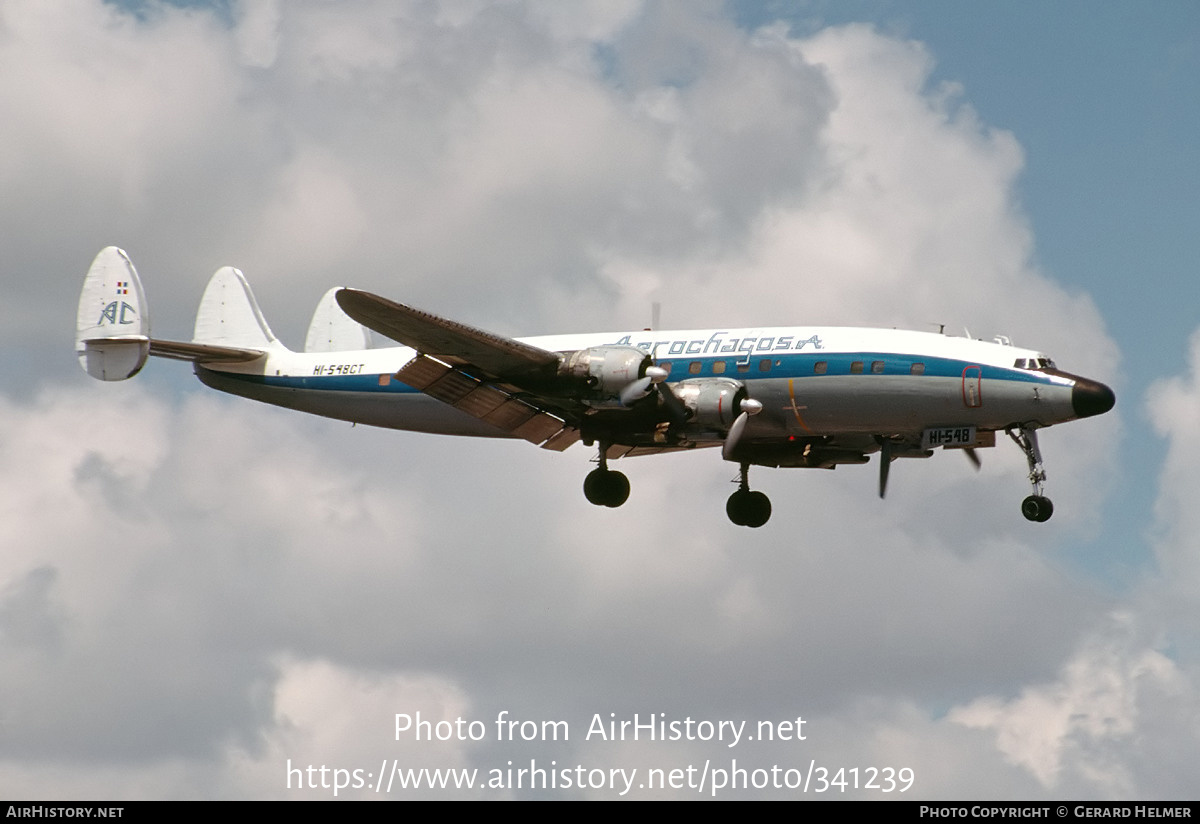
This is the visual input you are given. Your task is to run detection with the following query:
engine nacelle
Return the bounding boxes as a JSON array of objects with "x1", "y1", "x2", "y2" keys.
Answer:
[
  {"x1": 557, "y1": 345, "x2": 656, "y2": 405},
  {"x1": 673, "y1": 378, "x2": 748, "y2": 430}
]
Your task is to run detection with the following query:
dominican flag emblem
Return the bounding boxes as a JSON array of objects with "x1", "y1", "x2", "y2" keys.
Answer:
[{"x1": 116, "y1": 281, "x2": 128, "y2": 296}]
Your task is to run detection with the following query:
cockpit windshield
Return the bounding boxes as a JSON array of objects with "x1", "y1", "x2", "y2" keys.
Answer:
[{"x1": 1014, "y1": 357, "x2": 1056, "y2": 370}]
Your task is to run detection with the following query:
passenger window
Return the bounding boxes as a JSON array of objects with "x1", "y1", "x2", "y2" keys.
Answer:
[
  {"x1": 814, "y1": 361, "x2": 827, "y2": 375},
  {"x1": 737, "y1": 362, "x2": 750, "y2": 373},
  {"x1": 871, "y1": 361, "x2": 885, "y2": 374},
  {"x1": 689, "y1": 361, "x2": 702, "y2": 374},
  {"x1": 851, "y1": 361, "x2": 864, "y2": 374},
  {"x1": 759, "y1": 359, "x2": 772, "y2": 372},
  {"x1": 713, "y1": 361, "x2": 726, "y2": 374},
  {"x1": 910, "y1": 363, "x2": 925, "y2": 375}
]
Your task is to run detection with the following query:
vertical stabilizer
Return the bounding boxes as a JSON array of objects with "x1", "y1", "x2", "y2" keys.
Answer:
[
  {"x1": 75, "y1": 247, "x2": 151, "y2": 380},
  {"x1": 193, "y1": 266, "x2": 285, "y2": 349},
  {"x1": 305, "y1": 287, "x2": 372, "y2": 352}
]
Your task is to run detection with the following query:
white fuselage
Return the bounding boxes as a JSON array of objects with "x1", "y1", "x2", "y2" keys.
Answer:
[{"x1": 195, "y1": 324, "x2": 1084, "y2": 450}]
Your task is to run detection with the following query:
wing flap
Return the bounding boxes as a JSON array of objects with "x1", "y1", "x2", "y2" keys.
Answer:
[
  {"x1": 336, "y1": 288, "x2": 558, "y2": 380},
  {"x1": 540, "y1": 427, "x2": 583, "y2": 452},
  {"x1": 395, "y1": 354, "x2": 576, "y2": 448}
]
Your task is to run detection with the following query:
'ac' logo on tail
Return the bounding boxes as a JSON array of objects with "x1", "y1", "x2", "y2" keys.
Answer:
[{"x1": 99, "y1": 300, "x2": 137, "y2": 325}]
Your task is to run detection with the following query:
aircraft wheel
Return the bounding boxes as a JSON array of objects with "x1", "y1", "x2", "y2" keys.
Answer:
[
  {"x1": 1021, "y1": 495, "x2": 1053, "y2": 523},
  {"x1": 602, "y1": 470, "x2": 630, "y2": 508},
  {"x1": 744, "y1": 490, "x2": 772, "y2": 527},
  {"x1": 727, "y1": 490, "x2": 771, "y2": 528},
  {"x1": 584, "y1": 469, "x2": 630, "y2": 508},
  {"x1": 726, "y1": 490, "x2": 749, "y2": 525}
]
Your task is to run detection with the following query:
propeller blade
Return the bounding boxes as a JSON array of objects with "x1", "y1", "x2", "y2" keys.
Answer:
[
  {"x1": 879, "y1": 439, "x2": 893, "y2": 499},
  {"x1": 619, "y1": 376, "x2": 654, "y2": 406},
  {"x1": 722, "y1": 411, "x2": 750, "y2": 462}
]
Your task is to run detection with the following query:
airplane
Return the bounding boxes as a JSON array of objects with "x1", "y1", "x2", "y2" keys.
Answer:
[{"x1": 75, "y1": 247, "x2": 1115, "y2": 528}]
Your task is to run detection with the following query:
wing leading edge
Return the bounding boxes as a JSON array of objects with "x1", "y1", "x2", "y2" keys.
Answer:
[
  {"x1": 335, "y1": 288, "x2": 558, "y2": 380},
  {"x1": 336, "y1": 289, "x2": 583, "y2": 450}
]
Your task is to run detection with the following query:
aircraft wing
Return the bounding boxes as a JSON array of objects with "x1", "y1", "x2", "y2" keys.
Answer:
[
  {"x1": 335, "y1": 289, "x2": 558, "y2": 380},
  {"x1": 335, "y1": 289, "x2": 584, "y2": 451},
  {"x1": 394, "y1": 353, "x2": 581, "y2": 450}
]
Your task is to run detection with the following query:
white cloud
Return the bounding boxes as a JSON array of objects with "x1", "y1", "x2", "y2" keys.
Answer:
[
  {"x1": 0, "y1": 0, "x2": 1163, "y2": 800},
  {"x1": 949, "y1": 612, "x2": 1195, "y2": 797},
  {"x1": 1147, "y1": 329, "x2": 1200, "y2": 598}
]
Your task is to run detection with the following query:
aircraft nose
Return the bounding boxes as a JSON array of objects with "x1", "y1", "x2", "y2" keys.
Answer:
[{"x1": 1072, "y1": 377, "x2": 1116, "y2": 419}]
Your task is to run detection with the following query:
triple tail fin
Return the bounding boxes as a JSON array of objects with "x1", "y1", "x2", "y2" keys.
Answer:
[
  {"x1": 75, "y1": 247, "x2": 151, "y2": 380},
  {"x1": 193, "y1": 266, "x2": 285, "y2": 350},
  {"x1": 305, "y1": 288, "x2": 371, "y2": 353},
  {"x1": 76, "y1": 248, "x2": 281, "y2": 381}
]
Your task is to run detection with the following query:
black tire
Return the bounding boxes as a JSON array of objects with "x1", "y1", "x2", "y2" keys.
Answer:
[
  {"x1": 1021, "y1": 495, "x2": 1053, "y2": 522},
  {"x1": 726, "y1": 490, "x2": 750, "y2": 525},
  {"x1": 583, "y1": 469, "x2": 607, "y2": 506},
  {"x1": 602, "y1": 470, "x2": 630, "y2": 508},
  {"x1": 727, "y1": 489, "x2": 771, "y2": 527},
  {"x1": 744, "y1": 490, "x2": 772, "y2": 528},
  {"x1": 584, "y1": 469, "x2": 630, "y2": 507},
  {"x1": 1035, "y1": 496, "x2": 1053, "y2": 522}
]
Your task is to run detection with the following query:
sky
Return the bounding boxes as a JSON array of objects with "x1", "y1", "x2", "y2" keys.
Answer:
[{"x1": 1, "y1": 0, "x2": 1197, "y2": 800}]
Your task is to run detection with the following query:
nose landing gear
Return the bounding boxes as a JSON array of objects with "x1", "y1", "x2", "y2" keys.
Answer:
[{"x1": 1008, "y1": 426, "x2": 1053, "y2": 522}]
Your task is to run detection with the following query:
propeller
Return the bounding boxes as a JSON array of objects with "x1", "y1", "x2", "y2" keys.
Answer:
[
  {"x1": 619, "y1": 365, "x2": 669, "y2": 406},
  {"x1": 878, "y1": 438, "x2": 894, "y2": 498},
  {"x1": 964, "y1": 447, "x2": 982, "y2": 470},
  {"x1": 721, "y1": 398, "x2": 763, "y2": 461}
]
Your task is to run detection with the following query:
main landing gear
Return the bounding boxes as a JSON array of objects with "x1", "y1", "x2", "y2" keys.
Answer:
[
  {"x1": 583, "y1": 446, "x2": 630, "y2": 508},
  {"x1": 1008, "y1": 426, "x2": 1053, "y2": 522},
  {"x1": 581, "y1": 447, "x2": 771, "y2": 527},
  {"x1": 726, "y1": 462, "x2": 771, "y2": 528}
]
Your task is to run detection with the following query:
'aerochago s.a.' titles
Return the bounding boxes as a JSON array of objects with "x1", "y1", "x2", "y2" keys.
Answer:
[{"x1": 76, "y1": 247, "x2": 1114, "y2": 527}]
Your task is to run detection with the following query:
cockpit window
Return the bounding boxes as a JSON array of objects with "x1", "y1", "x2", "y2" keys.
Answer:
[{"x1": 1014, "y1": 357, "x2": 1057, "y2": 370}]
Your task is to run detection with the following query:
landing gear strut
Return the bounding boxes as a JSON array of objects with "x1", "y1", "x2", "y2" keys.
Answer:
[
  {"x1": 583, "y1": 445, "x2": 630, "y2": 508},
  {"x1": 726, "y1": 463, "x2": 771, "y2": 528},
  {"x1": 1008, "y1": 426, "x2": 1053, "y2": 522}
]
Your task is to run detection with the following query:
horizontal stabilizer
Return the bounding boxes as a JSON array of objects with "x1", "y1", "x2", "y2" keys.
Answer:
[
  {"x1": 336, "y1": 288, "x2": 557, "y2": 380},
  {"x1": 306, "y1": 287, "x2": 371, "y2": 353},
  {"x1": 149, "y1": 339, "x2": 265, "y2": 363},
  {"x1": 76, "y1": 247, "x2": 151, "y2": 380}
]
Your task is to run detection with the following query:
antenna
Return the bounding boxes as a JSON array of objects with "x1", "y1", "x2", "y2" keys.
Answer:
[{"x1": 650, "y1": 301, "x2": 661, "y2": 331}]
